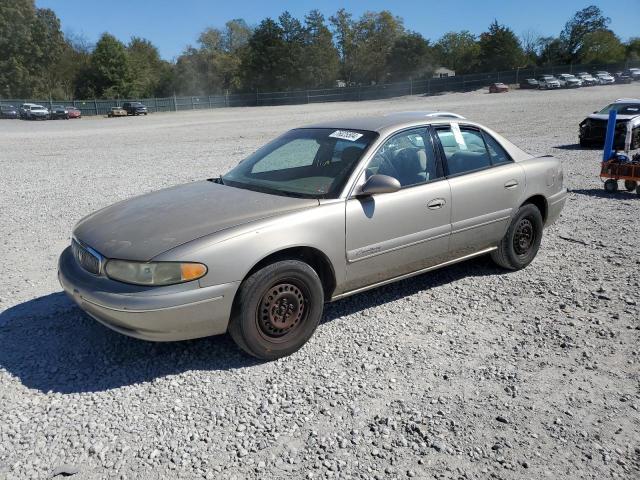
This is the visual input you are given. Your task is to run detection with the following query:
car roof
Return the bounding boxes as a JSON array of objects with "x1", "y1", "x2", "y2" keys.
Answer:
[{"x1": 303, "y1": 111, "x2": 467, "y2": 133}]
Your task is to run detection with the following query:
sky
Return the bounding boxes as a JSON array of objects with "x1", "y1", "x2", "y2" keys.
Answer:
[{"x1": 36, "y1": 0, "x2": 639, "y2": 60}]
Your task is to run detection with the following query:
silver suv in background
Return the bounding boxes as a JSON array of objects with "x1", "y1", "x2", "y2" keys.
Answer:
[
  {"x1": 557, "y1": 73, "x2": 582, "y2": 88},
  {"x1": 20, "y1": 103, "x2": 49, "y2": 120},
  {"x1": 538, "y1": 75, "x2": 561, "y2": 89}
]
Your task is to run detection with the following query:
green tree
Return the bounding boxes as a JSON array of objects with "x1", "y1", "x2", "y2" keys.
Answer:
[
  {"x1": 560, "y1": 5, "x2": 610, "y2": 61},
  {"x1": 240, "y1": 18, "x2": 289, "y2": 91},
  {"x1": 387, "y1": 32, "x2": 433, "y2": 81},
  {"x1": 434, "y1": 31, "x2": 479, "y2": 74},
  {"x1": 329, "y1": 9, "x2": 357, "y2": 83},
  {"x1": 478, "y1": 20, "x2": 524, "y2": 71},
  {"x1": 302, "y1": 10, "x2": 340, "y2": 88},
  {"x1": 577, "y1": 30, "x2": 626, "y2": 64},
  {"x1": 0, "y1": 0, "x2": 65, "y2": 98},
  {"x1": 90, "y1": 33, "x2": 133, "y2": 98},
  {"x1": 537, "y1": 37, "x2": 565, "y2": 66},
  {"x1": 352, "y1": 11, "x2": 404, "y2": 84},
  {"x1": 626, "y1": 37, "x2": 640, "y2": 62},
  {"x1": 127, "y1": 37, "x2": 168, "y2": 97},
  {"x1": 278, "y1": 11, "x2": 306, "y2": 87}
]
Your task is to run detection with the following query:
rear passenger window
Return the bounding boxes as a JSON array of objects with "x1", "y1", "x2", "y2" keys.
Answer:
[
  {"x1": 482, "y1": 132, "x2": 512, "y2": 165},
  {"x1": 436, "y1": 126, "x2": 491, "y2": 176}
]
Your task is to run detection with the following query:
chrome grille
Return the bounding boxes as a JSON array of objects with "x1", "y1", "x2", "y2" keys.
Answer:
[{"x1": 71, "y1": 239, "x2": 102, "y2": 275}]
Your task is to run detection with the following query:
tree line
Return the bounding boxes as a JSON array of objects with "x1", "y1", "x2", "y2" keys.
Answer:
[{"x1": 1, "y1": 1, "x2": 638, "y2": 100}]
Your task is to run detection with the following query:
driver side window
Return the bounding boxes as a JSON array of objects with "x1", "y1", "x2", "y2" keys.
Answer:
[{"x1": 366, "y1": 128, "x2": 441, "y2": 188}]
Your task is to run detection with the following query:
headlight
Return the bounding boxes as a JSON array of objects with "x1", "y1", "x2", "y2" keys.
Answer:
[{"x1": 104, "y1": 260, "x2": 207, "y2": 286}]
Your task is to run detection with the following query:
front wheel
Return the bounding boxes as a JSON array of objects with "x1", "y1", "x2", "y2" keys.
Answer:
[
  {"x1": 491, "y1": 204, "x2": 544, "y2": 270},
  {"x1": 228, "y1": 260, "x2": 324, "y2": 360}
]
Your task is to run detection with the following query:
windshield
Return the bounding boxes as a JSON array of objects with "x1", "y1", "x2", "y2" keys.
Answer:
[
  {"x1": 599, "y1": 103, "x2": 640, "y2": 115},
  {"x1": 222, "y1": 128, "x2": 377, "y2": 198}
]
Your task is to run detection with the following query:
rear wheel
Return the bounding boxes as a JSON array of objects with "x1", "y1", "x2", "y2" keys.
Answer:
[
  {"x1": 604, "y1": 179, "x2": 618, "y2": 192},
  {"x1": 624, "y1": 180, "x2": 637, "y2": 192},
  {"x1": 228, "y1": 260, "x2": 324, "y2": 360},
  {"x1": 491, "y1": 203, "x2": 543, "y2": 270}
]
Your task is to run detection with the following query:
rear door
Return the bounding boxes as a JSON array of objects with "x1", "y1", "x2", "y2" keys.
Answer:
[
  {"x1": 434, "y1": 123, "x2": 525, "y2": 257},
  {"x1": 344, "y1": 126, "x2": 451, "y2": 292}
]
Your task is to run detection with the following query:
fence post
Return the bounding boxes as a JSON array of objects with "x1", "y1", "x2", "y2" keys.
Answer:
[
  {"x1": 256, "y1": 89, "x2": 259, "y2": 106},
  {"x1": 154, "y1": 97, "x2": 158, "y2": 112},
  {"x1": 410, "y1": 78, "x2": 413, "y2": 96},
  {"x1": 427, "y1": 79, "x2": 430, "y2": 96},
  {"x1": 225, "y1": 92, "x2": 229, "y2": 108},
  {"x1": 94, "y1": 98, "x2": 98, "y2": 116},
  {"x1": 191, "y1": 97, "x2": 195, "y2": 110},
  {"x1": 208, "y1": 95, "x2": 212, "y2": 109},
  {"x1": 307, "y1": 90, "x2": 310, "y2": 104}
]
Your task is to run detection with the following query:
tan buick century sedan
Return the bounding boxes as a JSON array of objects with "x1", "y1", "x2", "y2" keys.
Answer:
[{"x1": 59, "y1": 112, "x2": 567, "y2": 359}]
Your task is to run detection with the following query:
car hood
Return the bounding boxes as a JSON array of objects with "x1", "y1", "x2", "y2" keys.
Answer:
[
  {"x1": 73, "y1": 180, "x2": 319, "y2": 261},
  {"x1": 587, "y1": 113, "x2": 640, "y2": 122}
]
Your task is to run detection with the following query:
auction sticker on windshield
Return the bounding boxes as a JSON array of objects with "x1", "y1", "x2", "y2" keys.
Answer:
[{"x1": 329, "y1": 130, "x2": 364, "y2": 141}]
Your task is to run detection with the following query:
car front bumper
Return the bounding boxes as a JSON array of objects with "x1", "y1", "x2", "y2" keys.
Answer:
[{"x1": 58, "y1": 246, "x2": 239, "y2": 341}]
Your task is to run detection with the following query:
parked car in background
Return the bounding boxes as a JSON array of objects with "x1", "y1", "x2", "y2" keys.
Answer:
[
  {"x1": 59, "y1": 111, "x2": 567, "y2": 359},
  {"x1": 108, "y1": 107, "x2": 127, "y2": 117},
  {"x1": 20, "y1": 103, "x2": 49, "y2": 120},
  {"x1": 579, "y1": 98, "x2": 640, "y2": 149},
  {"x1": 613, "y1": 72, "x2": 632, "y2": 84},
  {"x1": 50, "y1": 105, "x2": 69, "y2": 120},
  {"x1": 489, "y1": 82, "x2": 509, "y2": 93},
  {"x1": 595, "y1": 72, "x2": 615, "y2": 85},
  {"x1": 0, "y1": 105, "x2": 18, "y2": 119},
  {"x1": 122, "y1": 102, "x2": 148, "y2": 115},
  {"x1": 67, "y1": 106, "x2": 81, "y2": 118},
  {"x1": 623, "y1": 68, "x2": 640, "y2": 80},
  {"x1": 519, "y1": 78, "x2": 539, "y2": 89},
  {"x1": 538, "y1": 75, "x2": 561, "y2": 89},
  {"x1": 576, "y1": 72, "x2": 598, "y2": 86},
  {"x1": 557, "y1": 73, "x2": 582, "y2": 88}
]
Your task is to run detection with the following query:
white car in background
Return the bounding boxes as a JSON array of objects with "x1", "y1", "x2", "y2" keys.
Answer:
[
  {"x1": 20, "y1": 103, "x2": 50, "y2": 120},
  {"x1": 595, "y1": 72, "x2": 615, "y2": 85}
]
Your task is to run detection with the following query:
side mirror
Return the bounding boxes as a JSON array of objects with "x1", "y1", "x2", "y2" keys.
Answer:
[{"x1": 358, "y1": 174, "x2": 401, "y2": 196}]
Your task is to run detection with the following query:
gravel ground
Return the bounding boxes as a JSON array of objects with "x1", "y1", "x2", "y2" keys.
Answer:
[{"x1": 1, "y1": 85, "x2": 639, "y2": 480}]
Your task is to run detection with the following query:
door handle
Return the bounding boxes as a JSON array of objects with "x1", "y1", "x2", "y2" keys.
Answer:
[
  {"x1": 504, "y1": 180, "x2": 519, "y2": 189},
  {"x1": 427, "y1": 198, "x2": 446, "y2": 209}
]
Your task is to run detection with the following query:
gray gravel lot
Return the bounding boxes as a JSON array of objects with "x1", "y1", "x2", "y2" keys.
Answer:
[{"x1": 1, "y1": 85, "x2": 639, "y2": 479}]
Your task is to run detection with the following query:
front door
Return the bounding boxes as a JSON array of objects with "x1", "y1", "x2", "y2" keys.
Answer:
[{"x1": 344, "y1": 127, "x2": 452, "y2": 292}]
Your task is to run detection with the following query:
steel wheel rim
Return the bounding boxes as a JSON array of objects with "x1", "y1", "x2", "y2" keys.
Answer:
[
  {"x1": 256, "y1": 281, "x2": 308, "y2": 341},
  {"x1": 513, "y1": 218, "x2": 535, "y2": 256}
]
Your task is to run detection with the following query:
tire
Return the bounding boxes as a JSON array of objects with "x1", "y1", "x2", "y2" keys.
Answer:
[
  {"x1": 604, "y1": 179, "x2": 618, "y2": 192},
  {"x1": 624, "y1": 180, "x2": 637, "y2": 192},
  {"x1": 636, "y1": 185, "x2": 640, "y2": 197},
  {"x1": 491, "y1": 203, "x2": 544, "y2": 271},
  {"x1": 228, "y1": 260, "x2": 324, "y2": 360}
]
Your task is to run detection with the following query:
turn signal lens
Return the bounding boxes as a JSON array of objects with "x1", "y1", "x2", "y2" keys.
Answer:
[{"x1": 181, "y1": 263, "x2": 207, "y2": 282}]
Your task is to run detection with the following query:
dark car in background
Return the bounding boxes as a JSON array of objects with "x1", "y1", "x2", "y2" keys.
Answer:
[
  {"x1": 122, "y1": 102, "x2": 148, "y2": 116},
  {"x1": 519, "y1": 78, "x2": 539, "y2": 89},
  {"x1": 0, "y1": 105, "x2": 19, "y2": 119},
  {"x1": 613, "y1": 72, "x2": 632, "y2": 84},
  {"x1": 579, "y1": 98, "x2": 640, "y2": 149},
  {"x1": 50, "y1": 105, "x2": 70, "y2": 120},
  {"x1": 624, "y1": 68, "x2": 640, "y2": 81}
]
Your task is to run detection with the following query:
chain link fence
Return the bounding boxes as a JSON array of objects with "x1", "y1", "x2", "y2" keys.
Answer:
[{"x1": 2, "y1": 61, "x2": 638, "y2": 116}]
